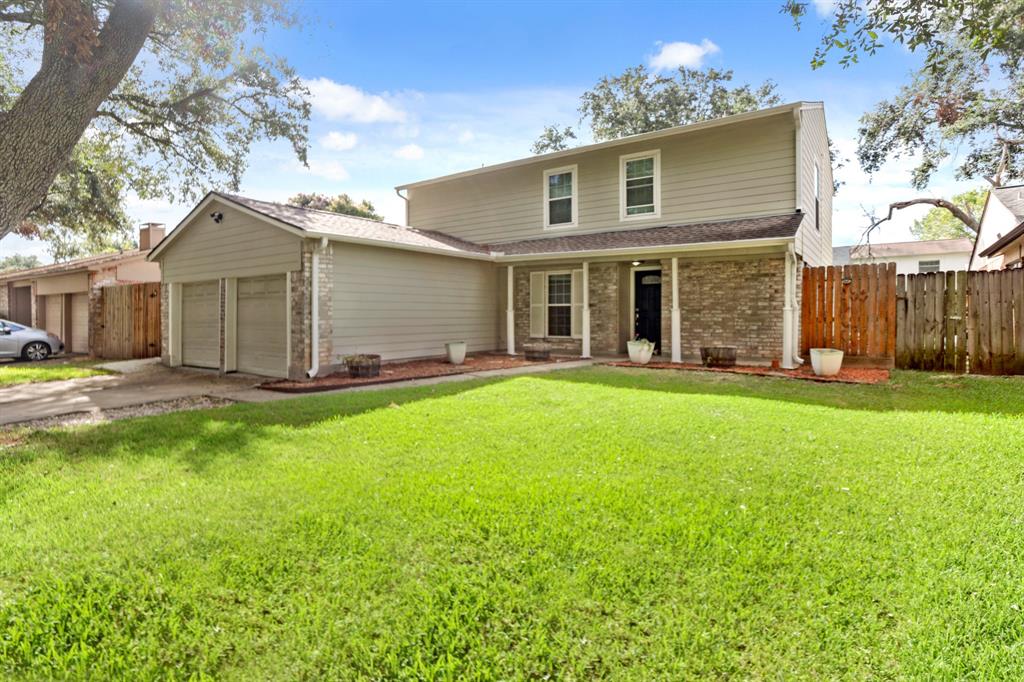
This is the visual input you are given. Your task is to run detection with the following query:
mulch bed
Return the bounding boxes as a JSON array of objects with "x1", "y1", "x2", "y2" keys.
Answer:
[
  {"x1": 260, "y1": 353, "x2": 572, "y2": 393},
  {"x1": 603, "y1": 361, "x2": 890, "y2": 384}
]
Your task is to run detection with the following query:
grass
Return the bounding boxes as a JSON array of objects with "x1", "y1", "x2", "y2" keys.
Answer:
[
  {"x1": 2, "y1": 366, "x2": 1024, "y2": 678},
  {"x1": 0, "y1": 358, "x2": 109, "y2": 387}
]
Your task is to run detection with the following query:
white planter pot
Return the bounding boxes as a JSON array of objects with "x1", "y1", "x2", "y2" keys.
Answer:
[
  {"x1": 627, "y1": 340, "x2": 655, "y2": 365},
  {"x1": 445, "y1": 341, "x2": 467, "y2": 365},
  {"x1": 810, "y1": 348, "x2": 844, "y2": 377}
]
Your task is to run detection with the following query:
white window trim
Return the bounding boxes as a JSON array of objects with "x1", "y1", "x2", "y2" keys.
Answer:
[
  {"x1": 544, "y1": 269, "x2": 573, "y2": 338},
  {"x1": 542, "y1": 164, "x2": 579, "y2": 229},
  {"x1": 619, "y1": 149, "x2": 661, "y2": 222}
]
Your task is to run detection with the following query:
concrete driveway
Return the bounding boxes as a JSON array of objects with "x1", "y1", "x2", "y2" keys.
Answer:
[{"x1": 0, "y1": 359, "x2": 262, "y2": 426}]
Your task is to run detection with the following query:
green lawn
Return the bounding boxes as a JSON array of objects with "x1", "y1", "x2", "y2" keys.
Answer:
[
  {"x1": 2, "y1": 367, "x2": 1024, "y2": 678},
  {"x1": 0, "y1": 359, "x2": 109, "y2": 387}
]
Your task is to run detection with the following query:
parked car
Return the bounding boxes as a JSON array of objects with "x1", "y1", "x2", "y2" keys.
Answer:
[{"x1": 0, "y1": 319, "x2": 64, "y2": 361}]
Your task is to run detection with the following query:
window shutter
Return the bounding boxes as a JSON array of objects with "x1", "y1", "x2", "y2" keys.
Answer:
[
  {"x1": 571, "y1": 269, "x2": 583, "y2": 338},
  {"x1": 529, "y1": 272, "x2": 546, "y2": 338}
]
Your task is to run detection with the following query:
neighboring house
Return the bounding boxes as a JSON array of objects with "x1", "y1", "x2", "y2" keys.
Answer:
[
  {"x1": 833, "y1": 238, "x2": 973, "y2": 275},
  {"x1": 970, "y1": 184, "x2": 1024, "y2": 270},
  {"x1": 0, "y1": 224, "x2": 164, "y2": 354},
  {"x1": 148, "y1": 101, "x2": 832, "y2": 379}
]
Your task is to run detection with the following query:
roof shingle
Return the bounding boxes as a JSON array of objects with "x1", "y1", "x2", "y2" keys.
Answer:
[{"x1": 486, "y1": 213, "x2": 803, "y2": 256}]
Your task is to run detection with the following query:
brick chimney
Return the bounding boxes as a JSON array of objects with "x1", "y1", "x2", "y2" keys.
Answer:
[{"x1": 139, "y1": 223, "x2": 166, "y2": 250}]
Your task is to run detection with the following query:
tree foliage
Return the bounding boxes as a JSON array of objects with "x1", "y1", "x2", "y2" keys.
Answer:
[
  {"x1": 532, "y1": 66, "x2": 781, "y2": 153},
  {"x1": 910, "y1": 188, "x2": 987, "y2": 240},
  {"x1": 785, "y1": 0, "x2": 1023, "y2": 236},
  {"x1": 0, "y1": 253, "x2": 41, "y2": 272},
  {"x1": 288, "y1": 193, "x2": 383, "y2": 221},
  {"x1": 0, "y1": 0, "x2": 310, "y2": 256}
]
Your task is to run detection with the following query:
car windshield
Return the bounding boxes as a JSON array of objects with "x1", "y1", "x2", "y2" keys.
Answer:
[{"x1": 1, "y1": 320, "x2": 24, "y2": 331}]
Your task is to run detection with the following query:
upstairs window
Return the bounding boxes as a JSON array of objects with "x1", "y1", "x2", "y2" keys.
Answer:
[
  {"x1": 620, "y1": 150, "x2": 661, "y2": 220},
  {"x1": 543, "y1": 165, "x2": 578, "y2": 228},
  {"x1": 918, "y1": 260, "x2": 941, "y2": 273}
]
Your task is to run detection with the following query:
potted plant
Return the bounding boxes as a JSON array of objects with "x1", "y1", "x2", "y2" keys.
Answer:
[
  {"x1": 810, "y1": 348, "x2": 844, "y2": 377},
  {"x1": 627, "y1": 337, "x2": 655, "y2": 365},
  {"x1": 700, "y1": 346, "x2": 738, "y2": 368},
  {"x1": 445, "y1": 341, "x2": 467, "y2": 365},
  {"x1": 345, "y1": 353, "x2": 381, "y2": 378}
]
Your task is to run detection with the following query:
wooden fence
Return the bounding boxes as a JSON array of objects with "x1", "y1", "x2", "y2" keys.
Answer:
[
  {"x1": 801, "y1": 263, "x2": 897, "y2": 366},
  {"x1": 802, "y1": 265, "x2": 1024, "y2": 374},
  {"x1": 98, "y1": 282, "x2": 161, "y2": 359}
]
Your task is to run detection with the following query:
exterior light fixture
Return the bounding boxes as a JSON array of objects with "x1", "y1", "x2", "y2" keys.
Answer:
[
  {"x1": 210, "y1": 211, "x2": 224, "y2": 223},
  {"x1": 631, "y1": 260, "x2": 642, "y2": 266}
]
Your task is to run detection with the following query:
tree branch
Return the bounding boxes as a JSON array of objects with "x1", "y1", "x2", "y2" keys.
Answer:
[{"x1": 863, "y1": 197, "x2": 980, "y2": 245}]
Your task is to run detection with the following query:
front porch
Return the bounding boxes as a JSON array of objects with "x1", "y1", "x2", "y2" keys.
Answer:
[{"x1": 498, "y1": 248, "x2": 802, "y2": 368}]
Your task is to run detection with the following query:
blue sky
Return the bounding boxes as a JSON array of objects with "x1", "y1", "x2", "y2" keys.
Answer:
[{"x1": 2, "y1": 0, "x2": 979, "y2": 262}]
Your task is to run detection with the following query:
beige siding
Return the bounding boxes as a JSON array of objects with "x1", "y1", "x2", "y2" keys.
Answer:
[
  {"x1": 407, "y1": 113, "x2": 797, "y2": 244},
  {"x1": 795, "y1": 106, "x2": 833, "y2": 266},
  {"x1": 36, "y1": 272, "x2": 88, "y2": 296},
  {"x1": 159, "y1": 200, "x2": 302, "y2": 282},
  {"x1": 331, "y1": 243, "x2": 498, "y2": 361}
]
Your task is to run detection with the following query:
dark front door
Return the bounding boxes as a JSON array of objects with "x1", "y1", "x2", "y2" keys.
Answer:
[
  {"x1": 634, "y1": 270, "x2": 662, "y2": 353},
  {"x1": 11, "y1": 286, "x2": 31, "y2": 326}
]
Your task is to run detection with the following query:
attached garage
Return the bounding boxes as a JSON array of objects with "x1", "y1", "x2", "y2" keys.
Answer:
[
  {"x1": 236, "y1": 274, "x2": 288, "y2": 377},
  {"x1": 181, "y1": 280, "x2": 220, "y2": 369}
]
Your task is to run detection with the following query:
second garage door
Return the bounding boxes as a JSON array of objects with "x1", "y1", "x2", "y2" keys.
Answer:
[
  {"x1": 236, "y1": 275, "x2": 287, "y2": 377},
  {"x1": 70, "y1": 293, "x2": 89, "y2": 354},
  {"x1": 181, "y1": 280, "x2": 220, "y2": 369}
]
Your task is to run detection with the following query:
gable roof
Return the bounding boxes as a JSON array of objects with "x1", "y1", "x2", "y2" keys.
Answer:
[
  {"x1": 0, "y1": 248, "x2": 148, "y2": 282},
  {"x1": 148, "y1": 192, "x2": 491, "y2": 261},
  {"x1": 992, "y1": 184, "x2": 1024, "y2": 222},
  {"x1": 974, "y1": 184, "x2": 1024, "y2": 260},
  {"x1": 395, "y1": 101, "x2": 815, "y2": 191}
]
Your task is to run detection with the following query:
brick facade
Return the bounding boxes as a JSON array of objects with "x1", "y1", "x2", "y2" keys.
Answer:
[
  {"x1": 286, "y1": 240, "x2": 335, "y2": 380},
  {"x1": 673, "y1": 256, "x2": 786, "y2": 363}
]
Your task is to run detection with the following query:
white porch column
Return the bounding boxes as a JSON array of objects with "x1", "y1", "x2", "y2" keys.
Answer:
[
  {"x1": 506, "y1": 265, "x2": 515, "y2": 355},
  {"x1": 782, "y1": 246, "x2": 796, "y2": 369},
  {"x1": 581, "y1": 261, "x2": 591, "y2": 358},
  {"x1": 671, "y1": 257, "x2": 681, "y2": 363}
]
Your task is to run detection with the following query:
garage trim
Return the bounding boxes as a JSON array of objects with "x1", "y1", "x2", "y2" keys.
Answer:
[{"x1": 224, "y1": 277, "x2": 237, "y2": 372}]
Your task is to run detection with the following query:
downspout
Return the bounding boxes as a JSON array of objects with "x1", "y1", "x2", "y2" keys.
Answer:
[
  {"x1": 395, "y1": 188, "x2": 409, "y2": 225},
  {"x1": 307, "y1": 236, "x2": 328, "y2": 378},
  {"x1": 785, "y1": 243, "x2": 805, "y2": 367}
]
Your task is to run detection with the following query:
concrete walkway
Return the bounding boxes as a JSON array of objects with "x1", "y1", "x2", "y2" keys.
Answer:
[{"x1": 0, "y1": 358, "x2": 595, "y2": 426}]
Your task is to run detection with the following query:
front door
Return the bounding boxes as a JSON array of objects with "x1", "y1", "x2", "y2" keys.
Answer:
[{"x1": 634, "y1": 270, "x2": 662, "y2": 353}]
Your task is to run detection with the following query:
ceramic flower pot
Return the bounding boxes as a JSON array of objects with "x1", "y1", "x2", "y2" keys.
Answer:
[
  {"x1": 810, "y1": 348, "x2": 844, "y2": 377},
  {"x1": 627, "y1": 340, "x2": 655, "y2": 364},
  {"x1": 445, "y1": 341, "x2": 467, "y2": 365}
]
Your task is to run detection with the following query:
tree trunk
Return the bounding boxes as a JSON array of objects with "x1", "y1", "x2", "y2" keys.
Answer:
[{"x1": 0, "y1": 0, "x2": 160, "y2": 239}]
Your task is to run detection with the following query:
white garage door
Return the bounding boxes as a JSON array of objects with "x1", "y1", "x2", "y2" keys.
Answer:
[
  {"x1": 236, "y1": 275, "x2": 287, "y2": 377},
  {"x1": 44, "y1": 295, "x2": 63, "y2": 340},
  {"x1": 181, "y1": 281, "x2": 220, "y2": 369},
  {"x1": 70, "y1": 293, "x2": 89, "y2": 354}
]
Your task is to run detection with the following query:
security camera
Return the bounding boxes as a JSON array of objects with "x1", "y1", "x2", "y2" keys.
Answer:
[{"x1": 210, "y1": 211, "x2": 224, "y2": 223}]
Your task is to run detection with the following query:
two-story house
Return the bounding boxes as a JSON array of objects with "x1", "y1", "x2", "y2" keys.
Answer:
[{"x1": 148, "y1": 101, "x2": 832, "y2": 379}]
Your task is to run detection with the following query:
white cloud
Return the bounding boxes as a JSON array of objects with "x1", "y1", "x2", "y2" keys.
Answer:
[
  {"x1": 305, "y1": 158, "x2": 350, "y2": 181},
  {"x1": 457, "y1": 129, "x2": 475, "y2": 144},
  {"x1": 812, "y1": 0, "x2": 836, "y2": 17},
  {"x1": 320, "y1": 131, "x2": 358, "y2": 151},
  {"x1": 304, "y1": 78, "x2": 406, "y2": 123},
  {"x1": 649, "y1": 39, "x2": 720, "y2": 70},
  {"x1": 393, "y1": 143, "x2": 424, "y2": 160}
]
